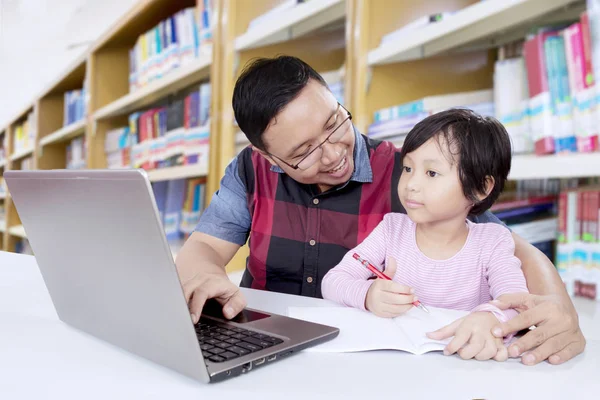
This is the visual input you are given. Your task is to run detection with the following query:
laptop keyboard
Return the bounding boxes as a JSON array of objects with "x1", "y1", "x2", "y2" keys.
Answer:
[{"x1": 196, "y1": 318, "x2": 284, "y2": 363}]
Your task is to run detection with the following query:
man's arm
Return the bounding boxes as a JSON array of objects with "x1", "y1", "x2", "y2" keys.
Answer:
[
  {"x1": 512, "y1": 233, "x2": 569, "y2": 298},
  {"x1": 475, "y1": 211, "x2": 586, "y2": 365},
  {"x1": 176, "y1": 156, "x2": 252, "y2": 322}
]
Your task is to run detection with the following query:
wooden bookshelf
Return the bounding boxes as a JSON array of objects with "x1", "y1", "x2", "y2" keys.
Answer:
[
  {"x1": 2, "y1": 0, "x2": 599, "y2": 267},
  {"x1": 93, "y1": 55, "x2": 212, "y2": 120},
  {"x1": 367, "y1": 0, "x2": 584, "y2": 66},
  {"x1": 147, "y1": 164, "x2": 209, "y2": 182}
]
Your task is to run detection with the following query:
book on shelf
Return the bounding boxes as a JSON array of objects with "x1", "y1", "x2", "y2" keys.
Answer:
[
  {"x1": 105, "y1": 83, "x2": 211, "y2": 172},
  {"x1": 368, "y1": 90, "x2": 494, "y2": 148},
  {"x1": 12, "y1": 111, "x2": 36, "y2": 155},
  {"x1": 63, "y1": 88, "x2": 87, "y2": 127},
  {"x1": 129, "y1": 2, "x2": 214, "y2": 93},
  {"x1": 66, "y1": 136, "x2": 87, "y2": 169},
  {"x1": 0, "y1": 131, "x2": 6, "y2": 161},
  {"x1": 555, "y1": 183, "x2": 600, "y2": 301},
  {"x1": 152, "y1": 177, "x2": 206, "y2": 244}
]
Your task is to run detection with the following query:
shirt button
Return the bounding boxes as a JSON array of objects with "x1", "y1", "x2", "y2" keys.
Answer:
[
  {"x1": 307, "y1": 277, "x2": 313, "y2": 283},
  {"x1": 309, "y1": 239, "x2": 316, "y2": 246},
  {"x1": 313, "y1": 198, "x2": 319, "y2": 205}
]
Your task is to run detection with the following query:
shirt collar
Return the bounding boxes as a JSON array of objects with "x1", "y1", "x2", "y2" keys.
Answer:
[{"x1": 269, "y1": 126, "x2": 373, "y2": 183}]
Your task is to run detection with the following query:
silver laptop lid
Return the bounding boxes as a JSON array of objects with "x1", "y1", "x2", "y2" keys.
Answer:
[{"x1": 4, "y1": 169, "x2": 209, "y2": 383}]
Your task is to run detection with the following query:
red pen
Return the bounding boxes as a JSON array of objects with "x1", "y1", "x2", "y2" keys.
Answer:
[{"x1": 352, "y1": 253, "x2": 429, "y2": 313}]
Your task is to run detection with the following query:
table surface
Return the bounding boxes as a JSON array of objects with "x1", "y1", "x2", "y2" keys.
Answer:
[{"x1": 1, "y1": 251, "x2": 598, "y2": 400}]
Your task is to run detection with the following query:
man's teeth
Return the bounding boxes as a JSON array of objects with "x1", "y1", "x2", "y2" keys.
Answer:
[{"x1": 329, "y1": 157, "x2": 346, "y2": 173}]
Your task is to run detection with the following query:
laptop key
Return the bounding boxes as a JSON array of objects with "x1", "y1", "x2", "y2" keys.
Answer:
[
  {"x1": 252, "y1": 333, "x2": 271, "y2": 340},
  {"x1": 231, "y1": 328, "x2": 246, "y2": 333},
  {"x1": 243, "y1": 336, "x2": 274, "y2": 348},
  {"x1": 225, "y1": 338, "x2": 241, "y2": 345},
  {"x1": 205, "y1": 339, "x2": 219, "y2": 345},
  {"x1": 220, "y1": 351, "x2": 239, "y2": 360},
  {"x1": 215, "y1": 342, "x2": 231, "y2": 349},
  {"x1": 267, "y1": 338, "x2": 284, "y2": 345},
  {"x1": 209, "y1": 355, "x2": 226, "y2": 363},
  {"x1": 200, "y1": 344, "x2": 214, "y2": 351},
  {"x1": 215, "y1": 328, "x2": 229, "y2": 334},
  {"x1": 230, "y1": 333, "x2": 248, "y2": 340},
  {"x1": 237, "y1": 342, "x2": 262, "y2": 352},
  {"x1": 202, "y1": 351, "x2": 212, "y2": 358},
  {"x1": 208, "y1": 347, "x2": 225, "y2": 355},
  {"x1": 228, "y1": 346, "x2": 251, "y2": 356},
  {"x1": 216, "y1": 335, "x2": 230, "y2": 341}
]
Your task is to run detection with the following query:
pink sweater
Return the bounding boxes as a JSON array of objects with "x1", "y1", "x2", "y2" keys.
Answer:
[{"x1": 321, "y1": 213, "x2": 529, "y2": 323}]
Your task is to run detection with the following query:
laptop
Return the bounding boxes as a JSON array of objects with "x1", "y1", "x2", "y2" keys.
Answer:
[{"x1": 4, "y1": 169, "x2": 339, "y2": 383}]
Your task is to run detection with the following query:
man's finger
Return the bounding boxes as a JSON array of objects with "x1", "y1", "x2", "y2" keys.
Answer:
[
  {"x1": 222, "y1": 289, "x2": 247, "y2": 319},
  {"x1": 506, "y1": 322, "x2": 563, "y2": 358},
  {"x1": 520, "y1": 333, "x2": 572, "y2": 366},
  {"x1": 492, "y1": 308, "x2": 542, "y2": 338},
  {"x1": 548, "y1": 339, "x2": 585, "y2": 365},
  {"x1": 189, "y1": 290, "x2": 208, "y2": 324},
  {"x1": 427, "y1": 317, "x2": 463, "y2": 341},
  {"x1": 490, "y1": 293, "x2": 538, "y2": 311}
]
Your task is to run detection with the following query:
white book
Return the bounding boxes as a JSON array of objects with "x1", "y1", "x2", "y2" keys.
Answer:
[{"x1": 287, "y1": 306, "x2": 469, "y2": 354}]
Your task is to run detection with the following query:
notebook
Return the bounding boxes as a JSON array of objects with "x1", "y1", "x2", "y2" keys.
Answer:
[{"x1": 287, "y1": 306, "x2": 470, "y2": 354}]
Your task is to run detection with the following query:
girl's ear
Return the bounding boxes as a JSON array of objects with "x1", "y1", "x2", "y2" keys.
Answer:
[
  {"x1": 477, "y1": 176, "x2": 495, "y2": 201},
  {"x1": 252, "y1": 145, "x2": 278, "y2": 167}
]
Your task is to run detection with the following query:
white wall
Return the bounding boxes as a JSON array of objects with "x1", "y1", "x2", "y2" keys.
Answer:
[{"x1": 0, "y1": 0, "x2": 138, "y2": 128}]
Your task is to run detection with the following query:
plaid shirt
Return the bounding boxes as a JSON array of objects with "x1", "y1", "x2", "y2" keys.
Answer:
[{"x1": 195, "y1": 128, "x2": 503, "y2": 297}]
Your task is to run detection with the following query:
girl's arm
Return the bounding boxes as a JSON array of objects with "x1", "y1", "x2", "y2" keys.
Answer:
[{"x1": 321, "y1": 215, "x2": 392, "y2": 310}]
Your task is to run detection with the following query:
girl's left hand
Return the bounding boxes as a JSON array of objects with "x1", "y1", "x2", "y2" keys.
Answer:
[{"x1": 427, "y1": 312, "x2": 508, "y2": 361}]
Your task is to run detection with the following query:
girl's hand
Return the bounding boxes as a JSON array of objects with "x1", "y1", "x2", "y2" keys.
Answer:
[
  {"x1": 365, "y1": 258, "x2": 417, "y2": 318},
  {"x1": 427, "y1": 312, "x2": 509, "y2": 361}
]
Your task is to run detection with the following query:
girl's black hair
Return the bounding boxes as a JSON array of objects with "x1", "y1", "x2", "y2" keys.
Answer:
[{"x1": 400, "y1": 108, "x2": 512, "y2": 216}]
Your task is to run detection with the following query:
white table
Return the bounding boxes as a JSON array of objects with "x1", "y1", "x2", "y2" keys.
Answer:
[{"x1": 1, "y1": 251, "x2": 598, "y2": 399}]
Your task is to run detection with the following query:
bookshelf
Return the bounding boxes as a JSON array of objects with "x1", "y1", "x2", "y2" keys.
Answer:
[
  {"x1": 367, "y1": 0, "x2": 585, "y2": 66},
  {"x1": 3, "y1": 0, "x2": 600, "y2": 281}
]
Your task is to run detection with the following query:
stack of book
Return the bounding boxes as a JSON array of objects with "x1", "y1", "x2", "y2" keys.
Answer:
[
  {"x1": 105, "y1": 83, "x2": 211, "y2": 171},
  {"x1": 66, "y1": 136, "x2": 87, "y2": 169},
  {"x1": 0, "y1": 132, "x2": 6, "y2": 162},
  {"x1": 151, "y1": 177, "x2": 207, "y2": 244},
  {"x1": 12, "y1": 111, "x2": 36, "y2": 154},
  {"x1": 63, "y1": 89, "x2": 87, "y2": 126},
  {"x1": 128, "y1": 1, "x2": 214, "y2": 92},
  {"x1": 494, "y1": 6, "x2": 600, "y2": 156},
  {"x1": 556, "y1": 184, "x2": 600, "y2": 301},
  {"x1": 368, "y1": 89, "x2": 494, "y2": 148}
]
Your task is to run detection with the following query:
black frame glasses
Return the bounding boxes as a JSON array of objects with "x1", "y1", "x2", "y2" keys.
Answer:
[{"x1": 268, "y1": 103, "x2": 353, "y2": 170}]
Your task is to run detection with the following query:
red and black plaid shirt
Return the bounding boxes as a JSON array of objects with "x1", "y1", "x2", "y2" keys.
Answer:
[{"x1": 237, "y1": 135, "x2": 403, "y2": 298}]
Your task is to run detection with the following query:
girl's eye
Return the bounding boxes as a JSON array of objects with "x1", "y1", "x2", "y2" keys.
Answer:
[
  {"x1": 427, "y1": 171, "x2": 438, "y2": 177},
  {"x1": 403, "y1": 166, "x2": 411, "y2": 173}
]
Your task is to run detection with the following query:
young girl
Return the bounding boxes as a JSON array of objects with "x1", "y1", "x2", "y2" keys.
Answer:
[{"x1": 321, "y1": 108, "x2": 528, "y2": 362}]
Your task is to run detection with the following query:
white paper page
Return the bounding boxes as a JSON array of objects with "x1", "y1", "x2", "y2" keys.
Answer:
[
  {"x1": 287, "y1": 307, "x2": 417, "y2": 353},
  {"x1": 393, "y1": 306, "x2": 470, "y2": 354}
]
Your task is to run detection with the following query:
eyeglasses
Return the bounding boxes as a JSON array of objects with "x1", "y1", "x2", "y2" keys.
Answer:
[{"x1": 268, "y1": 103, "x2": 353, "y2": 171}]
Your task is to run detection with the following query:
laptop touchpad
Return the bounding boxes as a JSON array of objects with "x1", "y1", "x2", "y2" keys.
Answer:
[{"x1": 202, "y1": 299, "x2": 270, "y2": 324}]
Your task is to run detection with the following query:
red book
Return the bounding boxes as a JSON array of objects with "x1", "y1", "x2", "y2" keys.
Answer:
[{"x1": 580, "y1": 11, "x2": 595, "y2": 88}]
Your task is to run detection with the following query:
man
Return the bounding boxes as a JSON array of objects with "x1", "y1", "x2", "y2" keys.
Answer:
[{"x1": 176, "y1": 55, "x2": 585, "y2": 366}]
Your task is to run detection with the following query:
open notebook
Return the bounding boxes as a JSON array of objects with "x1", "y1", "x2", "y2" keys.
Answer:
[{"x1": 287, "y1": 306, "x2": 470, "y2": 354}]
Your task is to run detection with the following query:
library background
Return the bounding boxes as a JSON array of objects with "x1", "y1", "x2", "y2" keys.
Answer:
[{"x1": 0, "y1": 0, "x2": 599, "y2": 302}]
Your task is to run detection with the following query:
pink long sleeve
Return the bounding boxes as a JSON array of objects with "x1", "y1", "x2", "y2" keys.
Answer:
[{"x1": 321, "y1": 213, "x2": 529, "y2": 322}]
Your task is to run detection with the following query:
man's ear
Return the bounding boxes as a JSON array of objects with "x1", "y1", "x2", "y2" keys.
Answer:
[
  {"x1": 476, "y1": 176, "x2": 495, "y2": 202},
  {"x1": 252, "y1": 145, "x2": 277, "y2": 166}
]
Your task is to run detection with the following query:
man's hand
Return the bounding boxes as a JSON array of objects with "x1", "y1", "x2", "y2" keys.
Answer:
[
  {"x1": 365, "y1": 257, "x2": 417, "y2": 318},
  {"x1": 490, "y1": 293, "x2": 586, "y2": 365},
  {"x1": 182, "y1": 267, "x2": 247, "y2": 324},
  {"x1": 427, "y1": 312, "x2": 508, "y2": 361}
]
